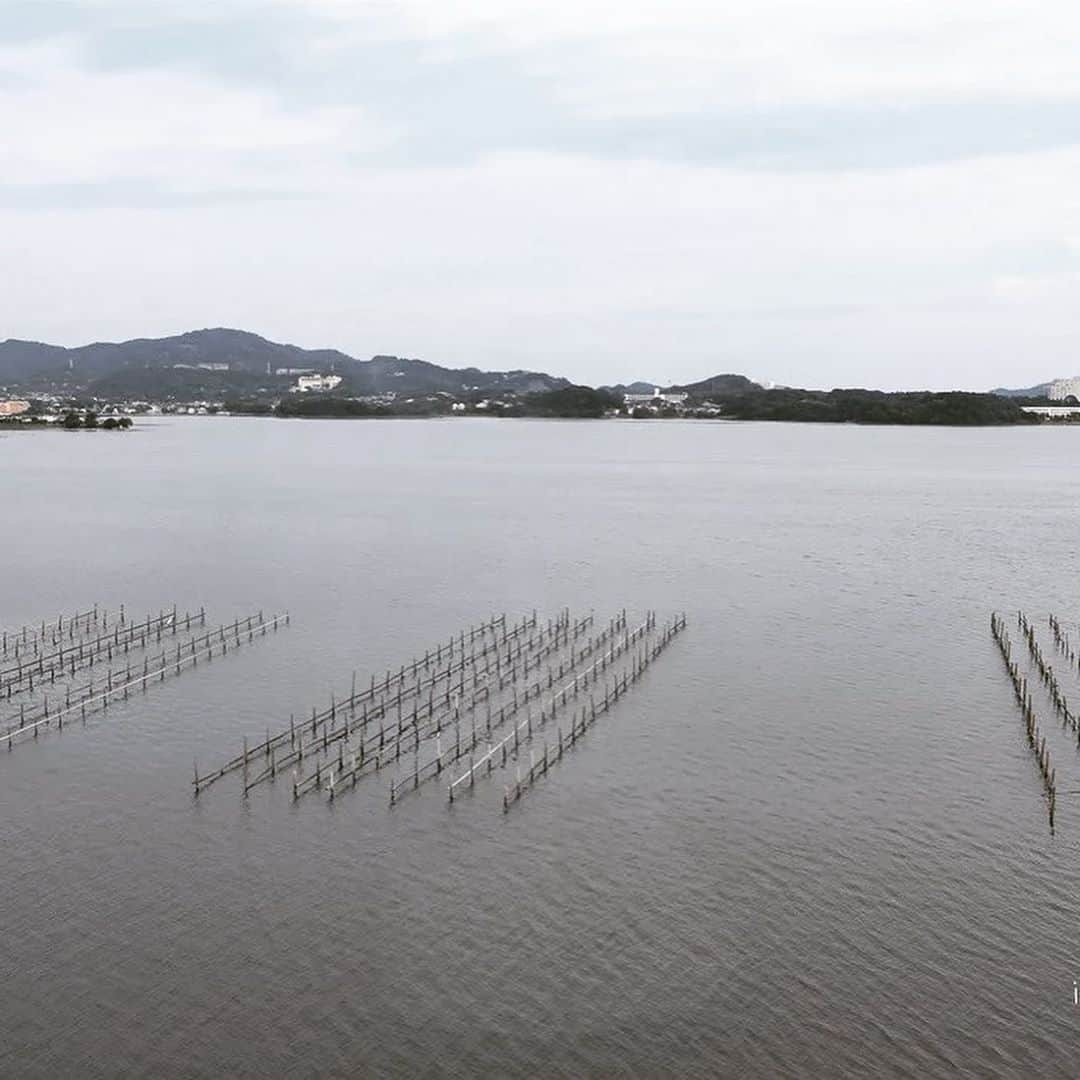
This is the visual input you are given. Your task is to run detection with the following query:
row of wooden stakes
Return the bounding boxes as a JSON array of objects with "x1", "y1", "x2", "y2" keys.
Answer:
[
  {"x1": 296, "y1": 612, "x2": 610, "y2": 802},
  {"x1": 395, "y1": 612, "x2": 652, "y2": 806},
  {"x1": 991, "y1": 612, "x2": 1056, "y2": 826},
  {"x1": 0, "y1": 603, "x2": 132, "y2": 660},
  {"x1": 1016, "y1": 612, "x2": 1080, "y2": 740},
  {"x1": 227, "y1": 610, "x2": 626, "y2": 802},
  {"x1": 1, "y1": 608, "x2": 206, "y2": 700},
  {"x1": 1049, "y1": 613, "x2": 1080, "y2": 670},
  {"x1": 3, "y1": 611, "x2": 287, "y2": 750},
  {"x1": 191, "y1": 610, "x2": 560, "y2": 795},
  {"x1": 189, "y1": 608, "x2": 685, "y2": 816},
  {"x1": 498, "y1": 613, "x2": 687, "y2": 812}
]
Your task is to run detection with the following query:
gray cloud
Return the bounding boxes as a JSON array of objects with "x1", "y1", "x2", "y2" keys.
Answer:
[
  {"x1": 360, "y1": 98, "x2": 1080, "y2": 172},
  {"x1": 7, "y1": 1, "x2": 1080, "y2": 172},
  {"x1": 0, "y1": 179, "x2": 309, "y2": 210}
]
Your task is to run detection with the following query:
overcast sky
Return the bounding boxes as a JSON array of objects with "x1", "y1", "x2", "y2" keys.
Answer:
[{"x1": 2, "y1": 0, "x2": 1079, "y2": 389}]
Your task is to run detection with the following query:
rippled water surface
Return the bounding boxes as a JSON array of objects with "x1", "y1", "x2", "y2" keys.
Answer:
[{"x1": 4, "y1": 417, "x2": 1080, "y2": 1078}]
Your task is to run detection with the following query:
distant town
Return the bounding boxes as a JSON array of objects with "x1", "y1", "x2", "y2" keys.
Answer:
[
  {"x1": 1, "y1": 328, "x2": 1076, "y2": 427},
  {"x1": 0, "y1": 380, "x2": 720, "y2": 425}
]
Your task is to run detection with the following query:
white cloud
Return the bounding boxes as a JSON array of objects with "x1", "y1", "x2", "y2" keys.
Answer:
[
  {"x1": 0, "y1": 39, "x2": 384, "y2": 190},
  {"x1": 304, "y1": 0, "x2": 1080, "y2": 109},
  {"x1": 3, "y1": 146, "x2": 1077, "y2": 388},
  {"x1": 992, "y1": 270, "x2": 1080, "y2": 304}
]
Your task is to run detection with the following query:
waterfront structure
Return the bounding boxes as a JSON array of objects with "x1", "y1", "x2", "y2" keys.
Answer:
[
  {"x1": 0, "y1": 400, "x2": 30, "y2": 416},
  {"x1": 1019, "y1": 406, "x2": 1080, "y2": 419},
  {"x1": 1022, "y1": 405, "x2": 1080, "y2": 418}
]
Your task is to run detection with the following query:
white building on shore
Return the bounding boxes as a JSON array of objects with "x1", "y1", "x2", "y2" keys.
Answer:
[
  {"x1": 624, "y1": 387, "x2": 689, "y2": 407},
  {"x1": 295, "y1": 374, "x2": 343, "y2": 393},
  {"x1": 1048, "y1": 377, "x2": 1080, "y2": 400}
]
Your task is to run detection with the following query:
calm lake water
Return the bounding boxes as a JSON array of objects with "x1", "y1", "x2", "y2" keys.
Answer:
[{"x1": 3, "y1": 416, "x2": 1080, "y2": 1078}]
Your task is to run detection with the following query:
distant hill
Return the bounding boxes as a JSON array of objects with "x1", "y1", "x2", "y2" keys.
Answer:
[
  {"x1": 990, "y1": 382, "x2": 1052, "y2": 398},
  {"x1": 0, "y1": 328, "x2": 571, "y2": 399},
  {"x1": 601, "y1": 375, "x2": 763, "y2": 398},
  {"x1": 347, "y1": 356, "x2": 566, "y2": 397},
  {"x1": 715, "y1": 387, "x2": 1037, "y2": 425},
  {"x1": 598, "y1": 381, "x2": 658, "y2": 396},
  {"x1": 672, "y1": 373, "x2": 762, "y2": 397},
  {"x1": 0, "y1": 328, "x2": 351, "y2": 382}
]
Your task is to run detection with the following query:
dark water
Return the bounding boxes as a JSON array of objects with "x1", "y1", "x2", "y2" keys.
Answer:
[{"x1": 3, "y1": 417, "x2": 1080, "y2": 1078}]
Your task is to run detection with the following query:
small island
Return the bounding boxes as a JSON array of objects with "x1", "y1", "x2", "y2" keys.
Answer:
[
  {"x1": 0, "y1": 403, "x2": 134, "y2": 430},
  {"x1": 62, "y1": 411, "x2": 133, "y2": 430}
]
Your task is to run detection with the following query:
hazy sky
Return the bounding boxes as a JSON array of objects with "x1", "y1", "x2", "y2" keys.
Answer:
[{"x1": 2, "y1": 0, "x2": 1079, "y2": 389}]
